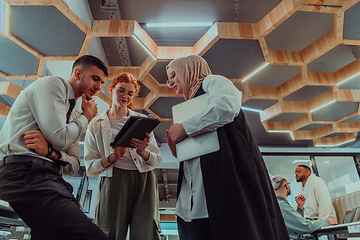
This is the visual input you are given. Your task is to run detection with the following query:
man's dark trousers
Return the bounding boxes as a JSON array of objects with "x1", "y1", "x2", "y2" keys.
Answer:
[{"x1": 0, "y1": 159, "x2": 108, "y2": 240}]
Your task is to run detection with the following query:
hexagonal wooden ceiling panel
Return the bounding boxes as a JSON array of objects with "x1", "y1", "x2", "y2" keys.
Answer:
[{"x1": 1, "y1": 0, "x2": 360, "y2": 148}]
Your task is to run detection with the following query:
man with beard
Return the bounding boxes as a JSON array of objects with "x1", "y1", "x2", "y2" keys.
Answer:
[
  {"x1": 272, "y1": 175, "x2": 337, "y2": 240},
  {"x1": 295, "y1": 165, "x2": 337, "y2": 221}
]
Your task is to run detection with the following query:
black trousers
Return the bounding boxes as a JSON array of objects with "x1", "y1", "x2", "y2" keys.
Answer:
[
  {"x1": 177, "y1": 216, "x2": 213, "y2": 240},
  {"x1": 0, "y1": 161, "x2": 107, "y2": 240}
]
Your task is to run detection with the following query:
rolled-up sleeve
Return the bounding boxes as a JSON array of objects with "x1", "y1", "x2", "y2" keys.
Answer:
[
  {"x1": 60, "y1": 141, "x2": 81, "y2": 176},
  {"x1": 131, "y1": 131, "x2": 162, "y2": 169},
  {"x1": 182, "y1": 75, "x2": 242, "y2": 137}
]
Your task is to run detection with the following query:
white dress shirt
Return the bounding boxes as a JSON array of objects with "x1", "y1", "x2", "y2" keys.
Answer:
[
  {"x1": 176, "y1": 75, "x2": 242, "y2": 222},
  {"x1": 0, "y1": 76, "x2": 88, "y2": 176},
  {"x1": 298, "y1": 174, "x2": 337, "y2": 221}
]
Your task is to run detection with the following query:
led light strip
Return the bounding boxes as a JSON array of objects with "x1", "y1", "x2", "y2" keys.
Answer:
[
  {"x1": 242, "y1": 63, "x2": 268, "y2": 82},
  {"x1": 132, "y1": 35, "x2": 156, "y2": 60},
  {"x1": 292, "y1": 160, "x2": 311, "y2": 163},
  {"x1": 334, "y1": 139, "x2": 356, "y2": 146},
  {"x1": 337, "y1": 72, "x2": 360, "y2": 86},
  {"x1": 268, "y1": 130, "x2": 291, "y2": 132},
  {"x1": 314, "y1": 138, "x2": 356, "y2": 147},
  {"x1": 314, "y1": 144, "x2": 334, "y2": 147},
  {"x1": 289, "y1": 132, "x2": 295, "y2": 140},
  {"x1": 267, "y1": 130, "x2": 295, "y2": 140},
  {"x1": 310, "y1": 100, "x2": 336, "y2": 113},
  {"x1": 241, "y1": 107, "x2": 262, "y2": 113},
  {"x1": 146, "y1": 22, "x2": 213, "y2": 28}
]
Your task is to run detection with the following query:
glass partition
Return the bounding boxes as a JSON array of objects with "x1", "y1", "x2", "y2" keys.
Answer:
[
  {"x1": 263, "y1": 155, "x2": 311, "y2": 208},
  {"x1": 315, "y1": 156, "x2": 360, "y2": 198}
]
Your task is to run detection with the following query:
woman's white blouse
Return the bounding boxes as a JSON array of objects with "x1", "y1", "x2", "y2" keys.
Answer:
[
  {"x1": 109, "y1": 119, "x2": 137, "y2": 170},
  {"x1": 84, "y1": 109, "x2": 162, "y2": 177},
  {"x1": 176, "y1": 75, "x2": 242, "y2": 222}
]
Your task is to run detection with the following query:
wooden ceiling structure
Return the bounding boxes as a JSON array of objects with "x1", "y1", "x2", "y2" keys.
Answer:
[{"x1": 0, "y1": 0, "x2": 360, "y2": 149}]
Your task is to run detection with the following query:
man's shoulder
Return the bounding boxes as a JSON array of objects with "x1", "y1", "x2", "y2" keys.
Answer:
[
  {"x1": 29, "y1": 76, "x2": 66, "y2": 90},
  {"x1": 276, "y1": 196, "x2": 294, "y2": 217},
  {"x1": 310, "y1": 174, "x2": 326, "y2": 184},
  {"x1": 39, "y1": 76, "x2": 65, "y2": 84},
  {"x1": 23, "y1": 76, "x2": 69, "y2": 102},
  {"x1": 276, "y1": 195, "x2": 290, "y2": 206}
]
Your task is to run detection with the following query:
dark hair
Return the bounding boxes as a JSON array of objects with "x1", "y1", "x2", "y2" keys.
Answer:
[
  {"x1": 108, "y1": 72, "x2": 140, "y2": 110},
  {"x1": 72, "y1": 55, "x2": 108, "y2": 77},
  {"x1": 297, "y1": 165, "x2": 311, "y2": 172}
]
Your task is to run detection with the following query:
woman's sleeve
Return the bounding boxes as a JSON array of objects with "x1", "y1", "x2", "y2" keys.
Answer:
[
  {"x1": 182, "y1": 75, "x2": 242, "y2": 137},
  {"x1": 146, "y1": 131, "x2": 162, "y2": 166},
  {"x1": 84, "y1": 121, "x2": 106, "y2": 177}
]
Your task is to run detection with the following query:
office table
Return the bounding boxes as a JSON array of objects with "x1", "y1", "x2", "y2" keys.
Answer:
[
  {"x1": 313, "y1": 221, "x2": 360, "y2": 239},
  {"x1": 0, "y1": 200, "x2": 26, "y2": 227}
]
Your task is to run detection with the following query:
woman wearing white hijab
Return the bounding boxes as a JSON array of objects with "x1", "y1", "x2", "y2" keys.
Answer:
[{"x1": 166, "y1": 55, "x2": 289, "y2": 240}]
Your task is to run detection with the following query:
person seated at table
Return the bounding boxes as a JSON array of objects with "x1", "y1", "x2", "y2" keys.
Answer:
[{"x1": 271, "y1": 175, "x2": 337, "y2": 240}]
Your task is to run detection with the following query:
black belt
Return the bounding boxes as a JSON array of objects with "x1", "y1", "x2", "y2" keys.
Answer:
[{"x1": 0, "y1": 155, "x2": 62, "y2": 174}]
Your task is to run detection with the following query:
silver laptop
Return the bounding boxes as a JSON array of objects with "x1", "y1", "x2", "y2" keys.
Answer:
[{"x1": 172, "y1": 93, "x2": 220, "y2": 162}]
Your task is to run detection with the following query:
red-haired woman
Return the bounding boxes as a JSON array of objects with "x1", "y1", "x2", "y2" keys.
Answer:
[{"x1": 84, "y1": 72, "x2": 162, "y2": 240}]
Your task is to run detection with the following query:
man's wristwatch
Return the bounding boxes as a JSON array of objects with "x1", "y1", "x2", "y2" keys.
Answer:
[{"x1": 45, "y1": 142, "x2": 53, "y2": 157}]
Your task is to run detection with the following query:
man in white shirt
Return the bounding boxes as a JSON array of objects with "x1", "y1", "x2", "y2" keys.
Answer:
[
  {"x1": 0, "y1": 55, "x2": 108, "y2": 240},
  {"x1": 272, "y1": 175, "x2": 337, "y2": 240},
  {"x1": 295, "y1": 165, "x2": 337, "y2": 221}
]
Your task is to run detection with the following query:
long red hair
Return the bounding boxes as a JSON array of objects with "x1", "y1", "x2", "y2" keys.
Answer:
[{"x1": 108, "y1": 72, "x2": 140, "y2": 110}]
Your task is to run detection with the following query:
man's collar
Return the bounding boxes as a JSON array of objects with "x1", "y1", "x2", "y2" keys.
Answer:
[
  {"x1": 65, "y1": 80, "x2": 76, "y2": 100},
  {"x1": 303, "y1": 173, "x2": 315, "y2": 187},
  {"x1": 276, "y1": 194, "x2": 287, "y2": 201}
]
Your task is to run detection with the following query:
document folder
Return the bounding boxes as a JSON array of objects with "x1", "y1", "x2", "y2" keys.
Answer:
[{"x1": 172, "y1": 94, "x2": 220, "y2": 162}]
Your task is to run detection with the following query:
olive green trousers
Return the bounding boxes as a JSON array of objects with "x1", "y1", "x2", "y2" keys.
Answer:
[{"x1": 95, "y1": 168, "x2": 160, "y2": 240}]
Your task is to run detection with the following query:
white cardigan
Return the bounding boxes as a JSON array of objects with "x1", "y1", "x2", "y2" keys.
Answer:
[{"x1": 84, "y1": 109, "x2": 162, "y2": 177}]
